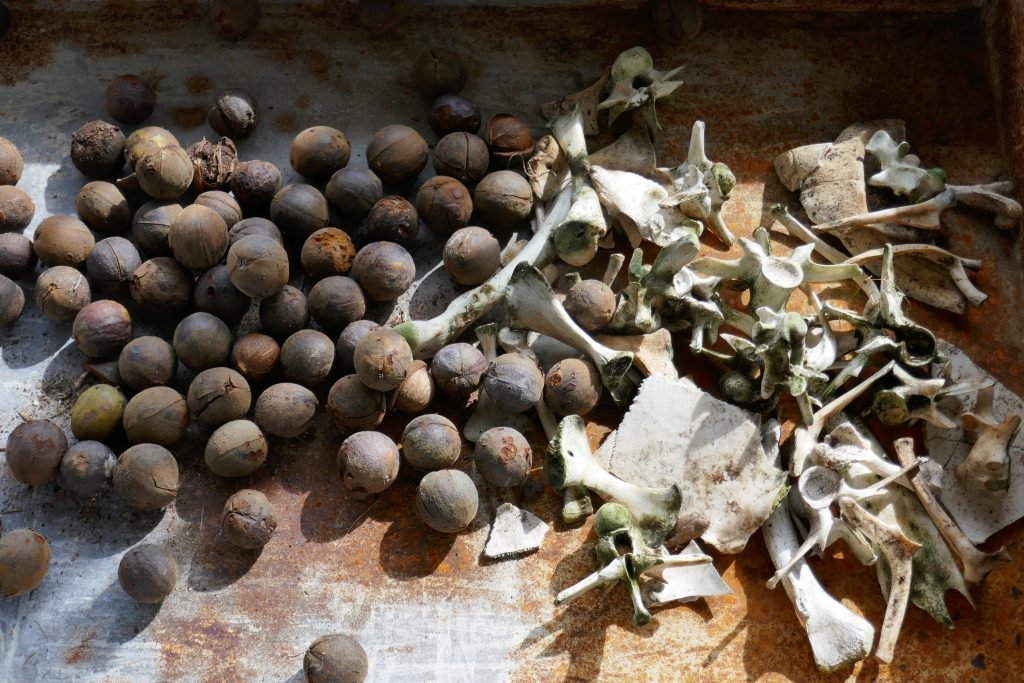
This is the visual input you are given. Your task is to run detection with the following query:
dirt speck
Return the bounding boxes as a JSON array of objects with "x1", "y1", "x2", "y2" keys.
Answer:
[
  {"x1": 172, "y1": 106, "x2": 207, "y2": 129},
  {"x1": 272, "y1": 112, "x2": 298, "y2": 133},
  {"x1": 295, "y1": 94, "x2": 311, "y2": 110},
  {"x1": 186, "y1": 74, "x2": 212, "y2": 95}
]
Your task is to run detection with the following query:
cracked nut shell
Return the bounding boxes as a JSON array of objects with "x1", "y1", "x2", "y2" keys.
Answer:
[
  {"x1": 129, "y1": 257, "x2": 193, "y2": 313},
  {"x1": 86, "y1": 236, "x2": 142, "y2": 294},
  {"x1": 301, "y1": 228, "x2": 356, "y2": 280},
  {"x1": 206, "y1": 419, "x2": 267, "y2": 477},
  {"x1": 122, "y1": 386, "x2": 189, "y2": 445},
  {"x1": 222, "y1": 489, "x2": 277, "y2": 548},
  {"x1": 433, "y1": 132, "x2": 489, "y2": 185},
  {"x1": 187, "y1": 367, "x2": 252, "y2": 427},
  {"x1": 132, "y1": 201, "x2": 182, "y2": 257},
  {"x1": 113, "y1": 444, "x2": 179, "y2": 511},
  {"x1": 430, "y1": 343, "x2": 486, "y2": 399},
  {"x1": 35, "y1": 266, "x2": 90, "y2": 321},
  {"x1": 304, "y1": 634, "x2": 369, "y2": 683},
  {"x1": 230, "y1": 160, "x2": 283, "y2": 215},
  {"x1": 209, "y1": 88, "x2": 259, "y2": 139},
  {"x1": 76, "y1": 181, "x2": 129, "y2": 234},
  {"x1": 415, "y1": 176, "x2": 472, "y2": 236},
  {"x1": 168, "y1": 204, "x2": 228, "y2": 271},
  {"x1": 366, "y1": 125, "x2": 428, "y2": 185}
]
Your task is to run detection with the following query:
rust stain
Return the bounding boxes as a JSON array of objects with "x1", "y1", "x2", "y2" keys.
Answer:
[
  {"x1": 303, "y1": 50, "x2": 329, "y2": 75},
  {"x1": 171, "y1": 106, "x2": 207, "y2": 129},
  {"x1": 186, "y1": 73, "x2": 213, "y2": 96},
  {"x1": 64, "y1": 629, "x2": 97, "y2": 665},
  {"x1": 295, "y1": 94, "x2": 311, "y2": 110},
  {"x1": 272, "y1": 112, "x2": 298, "y2": 133}
]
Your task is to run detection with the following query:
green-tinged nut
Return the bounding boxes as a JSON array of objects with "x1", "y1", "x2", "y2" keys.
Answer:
[
  {"x1": 71, "y1": 384, "x2": 126, "y2": 441},
  {"x1": 401, "y1": 414, "x2": 460, "y2": 471},
  {"x1": 553, "y1": 220, "x2": 599, "y2": 268},
  {"x1": 415, "y1": 469, "x2": 479, "y2": 533},
  {"x1": 710, "y1": 162, "x2": 735, "y2": 197},
  {"x1": 0, "y1": 529, "x2": 51, "y2": 597},
  {"x1": 720, "y1": 371, "x2": 758, "y2": 405},
  {"x1": 871, "y1": 389, "x2": 911, "y2": 426}
]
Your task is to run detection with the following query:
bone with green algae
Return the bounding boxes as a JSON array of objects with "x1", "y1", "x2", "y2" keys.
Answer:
[{"x1": 549, "y1": 105, "x2": 607, "y2": 267}]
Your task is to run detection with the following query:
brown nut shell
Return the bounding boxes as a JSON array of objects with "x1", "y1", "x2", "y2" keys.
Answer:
[
  {"x1": 337, "y1": 430, "x2": 399, "y2": 497},
  {"x1": 226, "y1": 234, "x2": 290, "y2": 300},
  {"x1": 0, "y1": 135, "x2": 25, "y2": 185},
  {"x1": 304, "y1": 634, "x2": 369, "y2": 683},
  {"x1": 415, "y1": 176, "x2": 472, "y2": 236},
  {"x1": 473, "y1": 171, "x2": 533, "y2": 228},
  {"x1": 485, "y1": 113, "x2": 535, "y2": 159},
  {"x1": 71, "y1": 120, "x2": 126, "y2": 178},
  {"x1": 5, "y1": 420, "x2": 68, "y2": 486},
  {"x1": 168, "y1": 204, "x2": 229, "y2": 271},
  {"x1": 326, "y1": 375, "x2": 386, "y2": 432},
  {"x1": 0, "y1": 274, "x2": 24, "y2": 327},
  {"x1": 230, "y1": 160, "x2": 282, "y2": 215},
  {"x1": 132, "y1": 201, "x2": 182, "y2": 257},
  {"x1": 0, "y1": 185, "x2": 35, "y2": 232},
  {"x1": 433, "y1": 132, "x2": 489, "y2": 185},
  {"x1": 187, "y1": 367, "x2": 252, "y2": 428},
  {"x1": 136, "y1": 144, "x2": 194, "y2": 201},
  {"x1": 563, "y1": 279, "x2": 615, "y2": 332},
  {"x1": 290, "y1": 126, "x2": 351, "y2": 180},
  {"x1": 415, "y1": 469, "x2": 479, "y2": 533},
  {"x1": 105, "y1": 74, "x2": 156, "y2": 125},
  {"x1": 118, "y1": 336, "x2": 177, "y2": 390},
  {"x1": 366, "y1": 125, "x2": 428, "y2": 185},
  {"x1": 308, "y1": 276, "x2": 366, "y2": 334},
  {"x1": 254, "y1": 382, "x2": 318, "y2": 438},
  {"x1": 76, "y1": 181, "x2": 129, "y2": 234},
  {"x1": 86, "y1": 236, "x2": 142, "y2": 294},
  {"x1": 123, "y1": 386, "x2": 189, "y2": 445},
  {"x1": 442, "y1": 226, "x2": 500, "y2": 286},
  {"x1": 173, "y1": 311, "x2": 233, "y2": 372},
  {"x1": 118, "y1": 543, "x2": 177, "y2": 603},
  {"x1": 390, "y1": 360, "x2": 434, "y2": 414},
  {"x1": 475, "y1": 426, "x2": 532, "y2": 488},
  {"x1": 353, "y1": 328, "x2": 414, "y2": 392},
  {"x1": 544, "y1": 358, "x2": 603, "y2": 416},
  {"x1": 188, "y1": 140, "x2": 238, "y2": 194},
  {"x1": 205, "y1": 420, "x2": 267, "y2": 477},
  {"x1": 222, "y1": 489, "x2": 277, "y2": 549},
  {"x1": 0, "y1": 529, "x2": 51, "y2": 597},
  {"x1": 35, "y1": 266, "x2": 91, "y2": 321},
  {"x1": 33, "y1": 215, "x2": 94, "y2": 268},
  {"x1": 301, "y1": 228, "x2": 356, "y2": 280},
  {"x1": 113, "y1": 444, "x2": 179, "y2": 511},
  {"x1": 401, "y1": 414, "x2": 460, "y2": 471},
  {"x1": 280, "y1": 329, "x2": 335, "y2": 387},
  {"x1": 269, "y1": 183, "x2": 328, "y2": 239},
  {"x1": 73, "y1": 299, "x2": 133, "y2": 359},
  {"x1": 231, "y1": 333, "x2": 280, "y2": 380},
  {"x1": 350, "y1": 241, "x2": 415, "y2": 302},
  {"x1": 366, "y1": 196, "x2": 419, "y2": 243},
  {"x1": 129, "y1": 257, "x2": 193, "y2": 312},
  {"x1": 0, "y1": 232, "x2": 36, "y2": 279}
]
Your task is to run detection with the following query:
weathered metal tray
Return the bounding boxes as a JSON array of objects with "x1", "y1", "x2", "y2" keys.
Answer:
[{"x1": 2, "y1": 1, "x2": 1024, "y2": 681}]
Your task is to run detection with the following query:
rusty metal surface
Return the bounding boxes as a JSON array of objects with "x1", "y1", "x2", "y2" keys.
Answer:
[{"x1": 1, "y1": 2, "x2": 1024, "y2": 681}]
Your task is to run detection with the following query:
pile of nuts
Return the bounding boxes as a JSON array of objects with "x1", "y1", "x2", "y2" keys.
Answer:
[{"x1": 0, "y1": 39, "x2": 573, "y2": 681}]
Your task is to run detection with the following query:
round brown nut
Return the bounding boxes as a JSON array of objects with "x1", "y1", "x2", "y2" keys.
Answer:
[
  {"x1": 430, "y1": 343, "x2": 486, "y2": 399},
  {"x1": 73, "y1": 299, "x2": 133, "y2": 358},
  {"x1": 0, "y1": 274, "x2": 24, "y2": 327},
  {"x1": 366, "y1": 125, "x2": 428, "y2": 185},
  {"x1": 230, "y1": 159, "x2": 282, "y2": 215},
  {"x1": 113, "y1": 444, "x2": 179, "y2": 511},
  {"x1": 132, "y1": 201, "x2": 182, "y2": 257},
  {"x1": 118, "y1": 544, "x2": 177, "y2": 603},
  {"x1": 194, "y1": 264, "x2": 251, "y2": 326},
  {"x1": 59, "y1": 440, "x2": 117, "y2": 499},
  {"x1": 366, "y1": 196, "x2": 419, "y2": 242},
  {"x1": 209, "y1": 89, "x2": 259, "y2": 139},
  {"x1": 187, "y1": 367, "x2": 252, "y2": 428},
  {"x1": 231, "y1": 333, "x2": 279, "y2": 380},
  {"x1": 188, "y1": 140, "x2": 238, "y2": 194},
  {"x1": 0, "y1": 529, "x2": 51, "y2": 597},
  {"x1": 433, "y1": 132, "x2": 489, "y2": 185},
  {"x1": 0, "y1": 185, "x2": 35, "y2": 232},
  {"x1": 442, "y1": 226, "x2": 500, "y2": 286},
  {"x1": 429, "y1": 94, "x2": 481, "y2": 136},
  {"x1": 129, "y1": 257, "x2": 193, "y2": 313},
  {"x1": 390, "y1": 360, "x2": 434, "y2": 414},
  {"x1": 475, "y1": 426, "x2": 531, "y2": 488},
  {"x1": 5, "y1": 420, "x2": 68, "y2": 485},
  {"x1": 415, "y1": 176, "x2": 472, "y2": 236},
  {"x1": 194, "y1": 190, "x2": 242, "y2": 229},
  {"x1": 0, "y1": 232, "x2": 36, "y2": 279},
  {"x1": 401, "y1": 414, "x2": 460, "y2": 471},
  {"x1": 229, "y1": 217, "x2": 283, "y2": 247},
  {"x1": 33, "y1": 215, "x2": 94, "y2": 268},
  {"x1": 124, "y1": 126, "x2": 179, "y2": 171},
  {"x1": 76, "y1": 181, "x2": 129, "y2": 234},
  {"x1": 226, "y1": 234, "x2": 290, "y2": 299},
  {"x1": 308, "y1": 276, "x2": 366, "y2": 334},
  {"x1": 304, "y1": 634, "x2": 369, "y2": 683},
  {"x1": 254, "y1": 382, "x2": 318, "y2": 438},
  {"x1": 350, "y1": 241, "x2": 415, "y2": 302},
  {"x1": 325, "y1": 167, "x2": 383, "y2": 220},
  {"x1": 326, "y1": 375, "x2": 386, "y2": 432},
  {"x1": 482, "y1": 353, "x2": 544, "y2": 413},
  {"x1": 337, "y1": 431, "x2": 399, "y2": 497},
  {"x1": 414, "y1": 48, "x2": 467, "y2": 99},
  {"x1": 280, "y1": 329, "x2": 335, "y2": 387},
  {"x1": 35, "y1": 266, "x2": 91, "y2": 321},
  {"x1": 105, "y1": 74, "x2": 156, "y2": 125},
  {"x1": 474, "y1": 171, "x2": 533, "y2": 228},
  {"x1": 416, "y1": 469, "x2": 479, "y2": 533},
  {"x1": 291, "y1": 126, "x2": 351, "y2": 180},
  {"x1": 209, "y1": 0, "x2": 261, "y2": 41},
  {"x1": 205, "y1": 419, "x2": 267, "y2": 477},
  {"x1": 70, "y1": 384, "x2": 126, "y2": 441},
  {"x1": 485, "y1": 113, "x2": 535, "y2": 160},
  {"x1": 70, "y1": 120, "x2": 125, "y2": 178},
  {"x1": 222, "y1": 489, "x2": 277, "y2": 549},
  {"x1": 353, "y1": 327, "x2": 414, "y2": 391},
  {"x1": 259, "y1": 285, "x2": 309, "y2": 339},
  {"x1": 301, "y1": 228, "x2": 356, "y2": 280},
  {"x1": 86, "y1": 236, "x2": 142, "y2": 294},
  {"x1": 173, "y1": 311, "x2": 233, "y2": 372},
  {"x1": 169, "y1": 204, "x2": 228, "y2": 271},
  {"x1": 136, "y1": 144, "x2": 193, "y2": 201},
  {"x1": 0, "y1": 135, "x2": 24, "y2": 185},
  {"x1": 123, "y1": 386, "x2": 189, "y2": 445},
  {"x1": 545, "y1": 358, "x2": 603, "y2": 416},
  {"x1": 270, "y1": 183, "x2": 328, "y2": 239},
  {"x1": 335, "y1": 320, "x2": 380, "y2": 374},
  {"x1": 563, "y1": 279, "x2": 615, "y2": 332},
  {"x1": 118, "y1": 336, "x2": 177, "y2": 390}
]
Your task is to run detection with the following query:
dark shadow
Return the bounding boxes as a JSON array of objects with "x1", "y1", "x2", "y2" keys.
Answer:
[
  {"x1": 282, "y1": 670, "x2": 306, "y2": 683},
  {"x1": 185, "y1": 529, "x2": 264, "y2": 592},
  {"x1": 377, "y1": 510, "x2": 457, "y2": 580},
  {"x1": 37, "y1": 494, "x2": 166, "y2": 560},
  {"x1": 82, "y1": 579, "x2": 162, "y2": 645},
  {"x1": 42, "y1": 153, "x2": 82, "y2": 217},
  {"x1": 1, "y1": 305, "x2": 75, "y2": 370},
  {"x1": 406, "y1": 263, "x2": 459, "y2": 321}
]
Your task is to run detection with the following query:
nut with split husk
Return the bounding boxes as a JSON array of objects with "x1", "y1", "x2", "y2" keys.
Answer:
[
  {"x1": 350, "y1": 241, "x2": 415, "y2": 301},
  {"x1": 59, "y1": 440, "x2": 117, "y2": 499},
  {"x1": 226, "y1": 234, "x2": 290, "y2": 299},
  {"x1": 35, "y1": 266, "x2": 91, "y2": 321},
  {"x1": 33, "y1": 215, "x2": 94, "y2": 268},
  {"x1": 353, "y1": 327, "x2": 414, "y2": 392},
  {"x1": 195, "y1": 191, "x2": 242, "y2": 229},
  {"x1": 135, "y1": 144, "x2": 194, "y2": 201},
  {"x1": 308, "y1": 276, "x2": 366, "y2": 334},
  {"x1": 113, "y1": 444, "x2": 179, "y2": 511},
  {"x1": 326, "y1": 166, "x2": 383, "y2": 220},
  {"x1": 474, "y1": 171, "x2": 533, "y2": 228},
  {"x1": 0, "y1": 529, "x2": 52, "y2": 597},
  {"x1": 87, "y1": 236, "x2": 142, "y2": 294},
  {"x1": 0, "y1": 274, "x2": 24, "y2": 327},
  {"x1": 431, "y1": 342, "x2": 486, "y2": 399},
  {"x1": 338, "y1": 431, "x2": 399, "y2": 497},
  {"x1": 301, "y1": 228, "x2": 356, "y2": 279},
  {"x1": 5, "y1": 420, "x2": 68, "y2": 486},
  {"x1": 118, "y1": 544, "x2": 177, "y2": 604},
  {"x1": 486, "y1": 114, "x2": 534, "y2": 160},
  {"x1": 189, "y1": 139, "x2": 238, "y2": 194},
  {"x1": 73, "y1": 299, "x2": 133, "y2": 359},
  {"x1": 124, "y1": 126, "x2": 179, "y2": 171},
  {"x1": 443, "y1": 226, "x2": 500, "y2": 286},
  {"x1": 119, "y1": 336, "x2": 177, "y2": 390},
  {"x1": 0, "y1": 232, "x2": 36, "y2": 278},
  {"x1": 327, "y1": 375, "x2": 386, "y2": 431},
  {"x1": 105, "y1": 74, "x2": 155, "y2": 124},
  {"x1": 173, "y1": 312, "x2": 233, "y2": 372},
  {"x1": 434, "y1": 132, "x2": 489, "y2": 185},
  {"x1": 231, "y1": 333, "x2": 279, "y2": 381},
  {"x1": 475, "y1": 426, "x2": 531, "y2": 488},
  {"x1": 130, "y1": 257, "x2": 193, "y2": 313},
  {"x1": 222, "y1": 489, "x2": 277, "y2": 549},
  {"x1": 195, "y1": 265, "x2": 251, "y2": 326},
  {"x1": 260, "y1": 285, "x2": 309, "y2": 339},
  {"x1": 291, "y1": 126, "x2": 351, "y2": 180},
  {"x1": 187, "y1": 367, "x2": 252, "y2": 428},
  {"x1": 430, "y1": 94, "x2": 481, "y2": 136},
  {"x1": 390, "y1": 359, "x2": 434, "y2": 413},
  {"x1": 132, "y1": 201, "x2": 181, "y2": 256},
  {"x1": 76, "y1": 181, "x2": 128, "y2": 234},
  {"x1": 71, "y1": 384, "x2": 126, "y2": 441},
  {"x1": 255, "y1": 383, "x2": 318, "y2": 438},
  {"x1": 416, "y1": 469, "x2": 479, "y2": 533},
  {"x1": 367, "y1": 195, "x2": 420, "y2": 242},
  {"x1": 367, "y1": 124, "x2": 429, "y2": 185},
  {"x1": 123, "y1": 386, "x2": 189, "y2": 445},
  {"x1": 401, "y1": 414, "x2": 461, "y2": 471},
  {"x1": 304, "y1": 633, "x2": 369, "y2": 683},
  {"x1": 281, "y1": 329, "x2": 335, "y2": 386},
  {"x1": 209, "y1": 88, "x2": 259, "y2": 139},
  {"x1": 169, "y1": 204, "x2": 228, "y2": 271},
  {"x1": 231, "y1": 160, "x2": 283, "y2": 215}
]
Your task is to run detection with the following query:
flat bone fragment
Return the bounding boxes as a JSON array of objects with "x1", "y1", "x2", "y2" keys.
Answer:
[
  {"x1": 594, "y1": 329, "x2": 678, "y2": 380},
  {"x1": 589, "y1": 125, "x2": 658, "y2": 176},
  {"x1": 926, "y1": 340, "x2": 1024, "y2": 543},
  {"x1": 594, "y1": 375, "x2": 787, "y2": 553},
  {"x1": 483, "y1": 501, "x2": 549, "y2": 560},
  {"x1": 643, "y1": 540, "x2": 732, "y2": 606}
]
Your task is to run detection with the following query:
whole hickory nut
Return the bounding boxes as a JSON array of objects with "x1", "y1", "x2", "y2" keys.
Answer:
[
  {"x1": 350, "y1": 241, "x2": 415, "y2": 302},
  {"x1": 173, "y1": 311, "x2": 233, "y2": 372},
  {"x1": 0, "y1": 274, "x2": 24, "y2": 327},
  {"x1": 0, "y1": 529, "x2": 52, "y2": 597},
  {"x1": 125, "y1": 126, "x2": 179, "y2": 171},
  {"x1": 118, "y1": 543, "x2": 177, "y2": 604},
  {"x1": 415, "y1": 176, "x2": 472, "y2": 236},
  {"x1": 416, "y1": 469, "x2": 479, "y2": 533},
  {"x1": 231, "y1": 160, "x2": 282, "y2": 215},
  {"x1": 563, "y1": 279, "x2": 615, "y2": 332},
  {"x1": 130, "y1": 258, "x2": 193, "y2": 313},
  {"x1": 0, "y1": 135, "x2": 24, "y2": 185},
  {"x1": 206, "y1": 420, "x2": 267, "y2": 477},
  {"x1": 401, "y1": 414, "x2": 461, "y2": 471},
  {"x1": 473, "y1": 171, "x2": 532, "y2": 228},
  {"x1": 122, "y1": 386, "x2": 190, "y2": 446},
  {"x1": 105, "y1": 74, "x2": 156, "y2": 125},
  {"x1": 308, "y1": 276, "x2": 366, "y2": 334},
  {"x1": 0, "y1": 232, "x2": 37, "y2": 279},
  {"x1": 325, "y1": 166, "x2": 383, "y2": 220},
  {"x1": 366, "y1": 125, "x2": 428, "y2": 185},
  {"x1": 195, "y1": 265, "x2": 251, "y2": 326},
  {"x1": 231, "y1": 333, "x2": 280, "y2": 381},
  {"x1": 0, "y1": 186, "x2": 35, "y2": 232},
  {"x1": 132, "y1": 201, "x2": 182, "y2": 257},
  {"x1": 136, "y1": 144, "x2": 193, "y2": 201},
  {"x1": 475, "y1": 426, "x2": 532, "y2": 488},
  {"x1": 430, "y1": 343, "x2": 486, "y2": 399},
  {"x1": 326, "y1": 375, "x2": 386, "y2": 432},
  {"x1": 442, "y1": 226, "x2": 500, "y2": 286},
  {"x1": 254, "y1": 382, "x2": 318, "y2": 438},
  {"x1": 291, "y1": 126, "x2": 351, "y2": 180},
  {"x1": 366, "y1": 196, "x2": 419, "y2": 243},
  {"x1": 304, "y1": 633, "x2": 369, "y2": 683},
  {"x1": 414, "y1": 48, "x2": 467, "y2": 99},
  {"x1": 73, "y1": 299, "x2": 133, "y2": 359},
  {"x1": 270, "y1": 183, "x2": 329, "y2": 239},
  {"x1": 353, "y1": 327, "x2": 414, "y2": 391},
  {"x1": 187, "y1": 367, "x2": 252, "y2": 428},
  {"x1": 301, "y1": 228, "x2": 356, "y2": 280},
  {"x1": 87, "y1": 236, "x2": 142, "y2": 294},
  {"x1": 433, "y1": 132, "x2": 489, "y2": 185},
  {"x1": 70, "y1": 120, "x2": 126, "y2": 178},
  {"x1": 337, "y1": 430, "x2": 400, "y2": 497},
  {"x1": 195, "y1": 190, "x2": 243, "y2": 228},
  {"x1": 70, "y1": 384, "x2": 126, "y2": 442},
  {"x1": 390, "y1": 360, "x2": 434, "y2": 414},
  {"x1": 113, "y1": 444, "x2": 180, "y2": 511},
  {"x1": 485, "y1": 114, "x2": 534, "y2": 159},
  {"x1": 33, "y1": 215, "x2": 94, "y2": 268},
  {"x1": 227, "y1": 234, "x2": 290, "y2": 299},
  {"x1": 35, "y1": 266, "x2": 91, "y2": 321},
  {"x1": 5, "y1": 420, "x2": 68, "y2": 486},
  {"x1": 169, "y1": 204, "x2": 228, "y2": 271},
  {"x1": 118, "y1": 336, "x2": 177, "y2": 390},
  {"x1": 59, "y1": 440, "x2": 117, "y2": 500},
  {"x1": 429, "y1": 93, "x2": 481, "y2": 136},
  {"x1": 209, "y1": 88, "x2": 259, "y2": 139}
]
